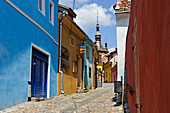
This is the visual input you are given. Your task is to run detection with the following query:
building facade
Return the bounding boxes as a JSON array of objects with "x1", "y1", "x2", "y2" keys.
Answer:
[
  {"x1": 83, "y1": 37, "x2": 94, "y2": 90},
  {"x1": 109, "y1": 51, "x2": 117, "y2": 83},
  {"x1": 113, "y1": 0, "x2": 131, "y2": 107},
  {"x1": 58, "y1": 5, "x2": 86, "y2": 94},
  {"x1": 0, "y1": 0, "x2": 59, "y2": 110},
  {"x1": 103, "y1": 62, "x2": 112, "y2": 83},
  {"x1": 93, "y1": 48, "x2": 99, "y2": 89},
  {"x1": 103, "y1": 50, "x2": 117, "y2": 83},
  {"x1": 113, "y1": 0, "x2": 130, "y2": 82},
  {"x1": 125, "y1": 0, "x2": 170, "y2": 112}
]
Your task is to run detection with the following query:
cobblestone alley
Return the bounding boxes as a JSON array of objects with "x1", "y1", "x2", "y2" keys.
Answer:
[{"x1": 0, "y1": 83, "x2": 123, "y2": 113}]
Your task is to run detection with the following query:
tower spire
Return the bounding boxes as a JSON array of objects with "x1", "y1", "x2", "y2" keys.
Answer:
[
  {"x1": 97, "y1": 11, "x2": 99, "y2": 25},
  {"x1": 95, "y1": 11, "x2": 101, "y2": 41},
  {"x1": 96, "y1": 11, "x2": 99, "y2": 31}
]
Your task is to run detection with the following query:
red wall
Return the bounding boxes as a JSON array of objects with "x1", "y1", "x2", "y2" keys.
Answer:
[
  {"x1": 126, "y1": 0, "x2": 170, "y2": 113},
  {"x1": 111, "y1": 65, "x2": 117, "y2": 82}
]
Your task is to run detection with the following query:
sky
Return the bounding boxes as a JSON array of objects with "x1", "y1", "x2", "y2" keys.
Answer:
[{"x1": 59, "y1": 0, "x2": 118, "y2": 52}]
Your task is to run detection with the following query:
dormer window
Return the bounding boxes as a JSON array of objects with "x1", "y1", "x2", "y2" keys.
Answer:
[{"x1": 38, "y1": 0, "x2": 45, "y2": 16}]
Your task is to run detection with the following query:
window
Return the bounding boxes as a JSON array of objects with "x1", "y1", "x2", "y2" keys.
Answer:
[
  {"x1": 86, "y1": 46, "x2": 89, "y2": 59},
  {"x1": 49, "y1": 0, "x2": 54, "y2": 25},
  {"x1": 73, "y1": 61, "x2": 75, "y2": 72},
  {"x1": 38, "y1": 0, "x2": 45, "y2": 15},
  {"x1": 70, "y1": 35, "x2": 75, "y2": 47},
  {"x1": 72, "y1": 61, "x2": 77, "y2": 73},
  {"x1": 61, "y1": 47, "x2": 70, "y2": 71},
  {"x1": 89, "y1": 68, "x2": 91, "y2": 78}
]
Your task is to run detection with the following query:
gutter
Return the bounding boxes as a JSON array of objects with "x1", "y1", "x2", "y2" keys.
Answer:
[{"x1": 59, "y1": 11, "x2": 66, "y2": 94}]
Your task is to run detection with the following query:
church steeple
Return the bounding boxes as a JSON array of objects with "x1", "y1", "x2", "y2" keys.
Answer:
[
  {"x1": 94, "y1": 11, "x2": 109, "y2": 54},
  {"x1": 95, "y1": 11, "x2": 101, "y2": 41},
  {"x1": 97, "y1": 11, "x2": 99, "y2": 31}
]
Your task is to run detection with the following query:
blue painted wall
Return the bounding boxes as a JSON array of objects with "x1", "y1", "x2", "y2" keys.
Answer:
[
  {"x1": 83, "y1": 38, "x2": 94, "y2": 89},
  {"x1": 0, "y1": 0, "x2": 59, "y2": 110}
]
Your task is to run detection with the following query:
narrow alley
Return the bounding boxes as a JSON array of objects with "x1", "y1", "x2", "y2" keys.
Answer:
[
  {"x1": 0, "y1": 0, "x2": 169, "y2": 112},
  {"x1": 0, "y1": 83, "x2": 123, "y2": 113}
]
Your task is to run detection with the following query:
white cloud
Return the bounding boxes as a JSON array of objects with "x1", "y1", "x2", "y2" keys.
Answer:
[
  {"x1": 74, "y1": 3, "x2": 115, "y2": 31},
  {"x1": 59, "y1": 0, "x2": 89, "y2": 8}
]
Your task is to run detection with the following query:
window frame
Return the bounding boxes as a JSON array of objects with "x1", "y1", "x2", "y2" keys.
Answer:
[
  {"x1": 49, "y1": 0, "x2": 54, "y2": 25},
  {"x1": 86, "y1": 46, "x2": 89, "y2": 59},
  {"x1": 38, "y1": 0, "x2": 45, "y2": 16}
]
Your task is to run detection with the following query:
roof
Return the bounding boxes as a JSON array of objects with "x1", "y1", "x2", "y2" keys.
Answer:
[
  {"x1": 101, "y1": 55, "x2": 108, "y2": 62},
  {"x1": 58, "y1": 4, "x2": 77, "y2": 19},
  {"x1": 85, "y1": 36, "x2": 94, "y2": 46},
  {"x1": 95, "y1": 31, "x2": 101, "y2": 36},
  {"x1": 113, "y1": 0, "x2": 131, "y2": 11},
  {"x1": 58, "y1": 13, "x2": 87, "y2": 39},
  {"x1": 96, "y1": 42, "x2": 109, "y2": 53},
  {"x1": 103, "y1": 62, "x2": 112, "y2": 67}
]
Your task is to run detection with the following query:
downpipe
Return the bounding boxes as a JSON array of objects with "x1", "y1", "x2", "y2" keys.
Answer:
[{"x1": 59, "y1": 11, "x2": 66, "y2": 95}]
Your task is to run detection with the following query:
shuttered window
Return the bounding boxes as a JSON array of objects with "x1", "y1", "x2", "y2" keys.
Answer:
[{"x1": 31, "y1": 47, "x2": 48, "y2": 98}]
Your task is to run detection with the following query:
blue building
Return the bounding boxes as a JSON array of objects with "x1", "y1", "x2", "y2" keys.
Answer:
[
  {"x1": 83, "y1": 37, "x2": 94, "y2": 90},
  {"x1": 0, "y1": 0, "x2": 59, "y2": 110}
]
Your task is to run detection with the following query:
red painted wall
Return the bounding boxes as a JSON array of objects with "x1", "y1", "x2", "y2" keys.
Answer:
[
  {"x1": 111, "y1": 65, "x2": 117, "y2": 82},
  {"x1": 126, "y1": 0, "x2": 170, "y2": 113}
]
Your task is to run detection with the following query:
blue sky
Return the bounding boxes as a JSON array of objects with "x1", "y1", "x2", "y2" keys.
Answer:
[{"x1": 59, "y1": 0, "x2": 118, "y2": 51}]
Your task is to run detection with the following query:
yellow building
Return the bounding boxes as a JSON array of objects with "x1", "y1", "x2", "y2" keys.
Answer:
[
  {"x1": 97, "y1": 63, "x2": 104, "y2": 83},
  {"x1": 103, "y1": 62, "x2": 112, "y2": 83},
  {"x1": 58, "y1": 5, "x2": 86, "y2": 95}
]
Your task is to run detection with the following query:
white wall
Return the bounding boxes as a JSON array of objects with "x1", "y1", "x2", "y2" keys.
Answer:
[
  {"x1": 116, "y1": 12, "x2": 130, "y2": 81},
  {"x1": 110, "y1": 55, "x2": 118, "y2": 68}
]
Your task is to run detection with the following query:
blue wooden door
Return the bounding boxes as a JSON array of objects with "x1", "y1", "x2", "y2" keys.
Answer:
[{"x1": 31, "y1": 48, "x2": 48, "y2": 98}]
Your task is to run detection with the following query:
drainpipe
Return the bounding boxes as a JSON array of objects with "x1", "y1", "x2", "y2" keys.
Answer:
[
  {"x1": 82, "y1": 37, "x2": 86, "y2": 90},
  {"x1": 59, "y1": 11, "x2": 66, "y2": 94}
]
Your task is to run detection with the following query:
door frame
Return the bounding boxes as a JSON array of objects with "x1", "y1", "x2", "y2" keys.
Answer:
[{"x1": 30, "y1": 43, "x2": 51, "y2": 98}]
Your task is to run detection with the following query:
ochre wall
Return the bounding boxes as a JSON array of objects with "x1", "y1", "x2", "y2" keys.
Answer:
[
  {"x1": 126, "y1": 0, "x2": 170, "y2": 112},
  {"x1": 63, "y1": 74, "x2": 78, "y2": 94},
  {"x1": 57, "y1": 73, "x2": 61, "y2": 96},
  {"x1": 57, "y1": 73, "x2": 77, "y2": 95},
  {"x1": 104, "y1": 63, "x2": 111, "y2": 83}
]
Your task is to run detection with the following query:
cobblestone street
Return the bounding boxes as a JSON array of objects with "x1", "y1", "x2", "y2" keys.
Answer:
[{"x1": 0, "y1": 83, "x2": 123, "y2": 113}]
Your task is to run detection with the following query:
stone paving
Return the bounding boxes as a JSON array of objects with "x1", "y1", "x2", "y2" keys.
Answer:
[{"x1": 0, "y1": 83, "x2": 124, "y2": 113}]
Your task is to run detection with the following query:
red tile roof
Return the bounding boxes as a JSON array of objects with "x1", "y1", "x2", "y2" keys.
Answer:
[{"x1": 113, "y1": 0, "x2": 131, "y2": 11}]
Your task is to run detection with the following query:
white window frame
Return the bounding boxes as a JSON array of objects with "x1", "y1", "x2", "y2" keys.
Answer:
[
  {"x1": 49, "y1": 0, "x2": 54, "y2": 25},
  {"x1": 38, "y1": 0, "x2": 45, "y2": 16}
]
